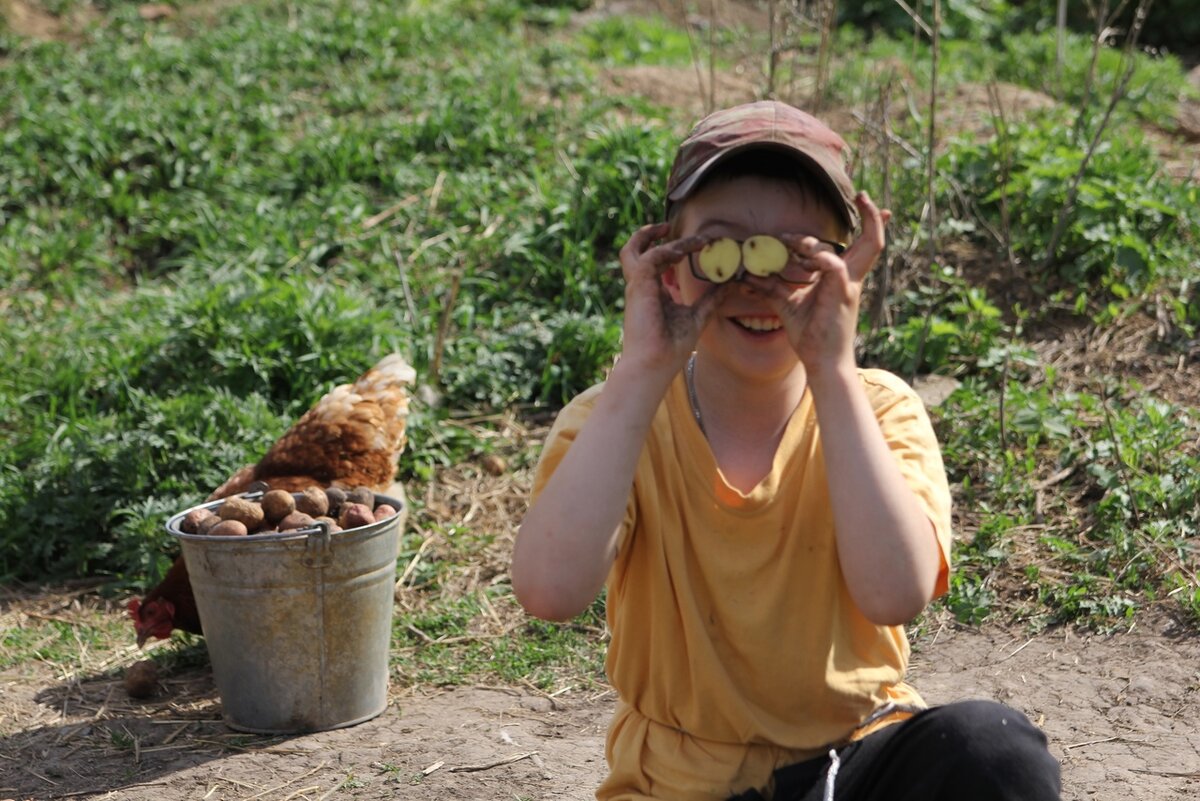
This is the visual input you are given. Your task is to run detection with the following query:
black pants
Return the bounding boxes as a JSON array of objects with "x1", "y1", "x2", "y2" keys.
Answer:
[{"x1": 730, "y1": 700, "x2": 1062, "y2": 801}]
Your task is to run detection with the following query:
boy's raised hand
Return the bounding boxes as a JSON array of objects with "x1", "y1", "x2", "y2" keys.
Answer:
[
  {"x1": 758, "y1": 192, "x2": 890, "y2": 373},
  {"x1": 618, "y1": 222, "x2": 728, "y2": 375}
]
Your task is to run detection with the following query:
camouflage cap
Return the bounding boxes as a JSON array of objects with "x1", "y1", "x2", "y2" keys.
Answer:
[{"x1": 665, "y1": 100, "x2": 859, "y2": 232}]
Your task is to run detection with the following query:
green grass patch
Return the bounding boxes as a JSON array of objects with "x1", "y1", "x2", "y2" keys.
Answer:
[
  {"x1": 934, "y1": 378, "x2": 1200, "y2": 630},
  {"x1": 1, "y1": 0, "x2": 1198, "y2": 659}
]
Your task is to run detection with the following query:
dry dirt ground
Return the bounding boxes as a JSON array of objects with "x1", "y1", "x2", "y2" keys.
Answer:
[{"x1": 3, "y1": 605, "x2": 1200, "y2": 801}]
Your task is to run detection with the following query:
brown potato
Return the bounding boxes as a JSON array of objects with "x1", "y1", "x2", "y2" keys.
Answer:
[
  {"x1": 278, "y1": 511, "x2": 317, "y2": 531},
  {"x1": 347, "y1": 486, "x2": 375, "y2": 509},
  {"x1": 315, "y1": 515, "x2": 343, "y2": 533},
  {"x1": 208, "y1": 519, "x2": 248, "y2": 537},
  {"x1": 260, "y1": 489, "x2": 296, "y2": 523},
  {"x1": 339, "y1": 502, "x2": 375, "y2": 530},
  {"x1": 124, "y1": 660, "x2": 158, "y2": 699},
  {"x1": 196, "y1": 515, "x2": 223, "y2": 536},
  {"x1": 218, "y1": 496, "x2": 265, "y2": 530},
  {"x1": 480, "y1": 453, "x2": 507, "y2": 475},
  {"x1": 324, "y1": 486, "x2": 348, "y2": 516},
  {"x1": 180, "y1": 507, "x2": 217, "y2": 534},
  {"x1": 295, "y1": 486, "x2": 329, "y2": 517},
  {"x1": 374, "y1": 503, "x2": 397, "y2": 521}
]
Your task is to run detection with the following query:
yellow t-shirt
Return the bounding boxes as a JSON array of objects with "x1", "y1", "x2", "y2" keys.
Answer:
[{"x1": 531, "y1": 368, "x2": 953, "y2": 801}]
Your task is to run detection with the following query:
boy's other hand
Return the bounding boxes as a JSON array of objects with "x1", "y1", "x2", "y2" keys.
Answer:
[
  {"x1": 758, "y1": 193, "x2": 891, "y2": 374},
  {"x1": 618, "y1": 222, "x2": 731, "y2": 375}
]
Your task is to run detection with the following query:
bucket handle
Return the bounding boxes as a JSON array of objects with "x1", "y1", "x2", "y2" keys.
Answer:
[{"x1": 301, "y1": 520, "x2": 333, "y2": 568}]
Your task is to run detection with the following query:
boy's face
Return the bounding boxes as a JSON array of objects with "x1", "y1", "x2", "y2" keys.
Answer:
[{"x1": 664, "y1": 173, "x2": 842, "y2": 372}]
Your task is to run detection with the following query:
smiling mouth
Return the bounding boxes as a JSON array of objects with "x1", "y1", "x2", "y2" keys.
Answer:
[{"x1": 733, "y1": 316, "x2": 782, "y2": 332}]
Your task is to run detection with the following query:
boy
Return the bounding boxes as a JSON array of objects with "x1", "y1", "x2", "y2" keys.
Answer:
[{"x1": 511, "y1": 100, "x2": 1060, "y2": 801}]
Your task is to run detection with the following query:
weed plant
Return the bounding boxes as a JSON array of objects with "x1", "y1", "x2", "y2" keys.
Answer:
[
  {"x1": 942, "y1": 112, "x2": 1199, "y2": 321},
  {"x1": 1, "y1": 0, "x2": 1198, "y2": 685}
]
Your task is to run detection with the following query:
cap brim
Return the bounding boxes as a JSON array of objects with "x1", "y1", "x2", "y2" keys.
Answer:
[{"x1": 666, "y1": 142, "x2": 859, "y2": 232}]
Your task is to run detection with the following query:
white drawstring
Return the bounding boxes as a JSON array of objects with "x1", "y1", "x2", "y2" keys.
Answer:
[{"x1": 822, "y1": 747, "x2": 841, "y2": 801}]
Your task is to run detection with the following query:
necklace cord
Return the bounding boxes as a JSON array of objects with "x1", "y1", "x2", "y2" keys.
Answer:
[{"x1": 685, "y1": 353, "x2": 705, "y2": 434}]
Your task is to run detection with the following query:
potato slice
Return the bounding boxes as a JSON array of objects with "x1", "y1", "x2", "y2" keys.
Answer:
[
  {"x1": 741, "y1": 235, "x2": 790, "y2": 276},
  {"x1": 695, "y1": 237, "x2": 741, "y2": 283}
]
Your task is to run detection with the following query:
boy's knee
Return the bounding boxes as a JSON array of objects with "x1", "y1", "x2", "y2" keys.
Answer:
[
  {"x1": 920, "y1": 699, "x2": 1049, "y2": 757},
  {"x1": 919, "y1": 700, "x2": 1060, "y2": 797}
]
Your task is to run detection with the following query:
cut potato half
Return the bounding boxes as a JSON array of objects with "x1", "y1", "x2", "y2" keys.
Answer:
[
  {"x1": 741, "y1": 235, "x2": 789, "y2": 277},
  {"x1": 696, "y1": 237, "x2": 741, "y2": 283}
]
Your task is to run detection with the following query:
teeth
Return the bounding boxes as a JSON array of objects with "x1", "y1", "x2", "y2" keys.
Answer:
[{"x1": 735, "y1": 317, "x2": 781, "y2": 332}]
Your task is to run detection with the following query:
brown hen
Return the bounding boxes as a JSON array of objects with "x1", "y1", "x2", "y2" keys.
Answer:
[{"x1": 128, "y1": 353, "x2": 416, "y2": 646}]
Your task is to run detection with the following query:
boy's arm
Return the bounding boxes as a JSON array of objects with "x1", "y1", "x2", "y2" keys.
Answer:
[
  {"x1": 511, "y1": 359, "x2": 670, "y2": 621},
  {"x1": 763, "y1": 195, "x2": 943, "y2": 625},
  {"x1": 513, "y1": 223, "x2": 721, "y2": 622},
  {"x1": 808, "y1": 366, "x2": 943, "y2": 625}
]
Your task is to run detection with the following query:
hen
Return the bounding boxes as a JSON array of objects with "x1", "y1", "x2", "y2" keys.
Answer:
[{"x1": 128, "y1": 353, "x2": 416, "y2": 647}]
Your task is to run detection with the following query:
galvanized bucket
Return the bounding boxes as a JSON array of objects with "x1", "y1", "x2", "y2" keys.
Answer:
[{"x1": 166, "y1": 489, "x2": 405, "y2": 734}]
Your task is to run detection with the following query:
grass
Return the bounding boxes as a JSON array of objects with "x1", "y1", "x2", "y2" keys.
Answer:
[{"x1": 1, "y1": 0, "x2": 1198, "y2": 690}]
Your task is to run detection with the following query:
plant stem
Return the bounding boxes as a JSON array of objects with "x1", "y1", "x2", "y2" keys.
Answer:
[
  {"x1": 926, "y1": 0, "x2": 940, "y2": 262},
  {"x1": 1042, "y1": 0, "x2": 1154, "y2": 269},
  {"x1": 1100, "y1": 383, "x2": 1142, "y2": 530}
]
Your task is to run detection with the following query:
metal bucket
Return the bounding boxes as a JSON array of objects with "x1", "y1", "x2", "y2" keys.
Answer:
[{"x1": 166, "y1": 489, "x2": 405, "y2": 734}]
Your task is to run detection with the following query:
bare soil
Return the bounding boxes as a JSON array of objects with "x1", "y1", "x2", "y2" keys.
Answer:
[{"x1": 3, "y1": 604, "x2": 1199, "y2": 800}]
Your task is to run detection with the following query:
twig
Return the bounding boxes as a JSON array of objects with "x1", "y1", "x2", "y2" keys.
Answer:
[
  {"x1": 766, "y1": 0, "x2": 778, "y2": 96},
  {"x1": 361, "y1": 194, "x2": 419, "y2": 231},
  {"x1": 1065, "y1": 734, "x2": 1152, "y2": 750},
  {"x1": 315, "y1": 775, "x2": 355, "y2": 801},
  {"x1": 396, "y1": 534, "x2": 437, "y2": 589},
  {"x1": 814, "y1": 0, "x2": 836, "y2": 110},
  {"x1": 1064, "y1": 735, "x2": 1120, "y2": 749},
  {"x1": 162, "y1": 721, "x2": 192, "y2": 745},
  {"x1": 854, "y1": 100, "x2": 1004, "y2": 247},
  {"x1": 1034, "y1": 466, "x2": 1076, "y2": 490},
  {"x1": 392, "y1": 248, "x2": 420, "y2": 331},
  {"x1": 427, "y1": 170, "x2": 446, "y2": 215},
  {"x1": 985, "y1": 82, "x2": 1019, "y2": 293},
  {"x1": 25, "y1": 767, "x2": 59, "y2": 786},
  {"x1": 1042, "y1": 0, "x2": 1154, "y2": 268},
  {"x1": 1079, "y1": 0, "x2": 1134, "y2": 118},
  {"x1": 998, "y1": 350, "x2": 1010, "y2": 453},
  {"x1": 448, "y1": 751, "x2": 539, "y2": 773},
  {"x1": 129, "y1": 724, "x2": 141, "y2": 764},
  {"x1": 408, "y1": 224, "x2": 470, "y2": 264},
  {"x1": 891, "y1": 0, "x2": 933, "y2": 37},
  {"x1": 860, "y1": 78, "x2": 896, "y2": 346},
  {"x1": 502, "y1": 729, "x2": 553, "y2": 780},
  {"x1": 679, "y1": 0, "x2": 711, "y2": 114},
  {"x1": 189, "y1": 738, "x2": 309, "y2": 755},
  {"x1": 241, "y1": 762, "x2": 328, "y2": 800},
  {"x1": 50, "y1": 782, "x2": 168, "y2": 799},
  {"x1": 406, "y1": 623, "x2": 435, "y2": 643},
  {"x1": 427, "y1": 267, "x2": 463, "y2": 388},
  {"x1": 707, "y1": 0, "x2": 716, "y2": 111},
  {"x1": 1099, "y1": 383, "x2": 1142, "y2": 529},
  {"x1": 1055, "y1": 0, "x2": 1066, "y2": 98},
  {"x1": 519, "y1": 677, "x2": 561, "y2": 710},
  {"x1": 1000, "y1": 636, "x2": 1037, "y2": 661},
  {"x1": 925, "y1": 0, "x2": 940, "y2": 262}
]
